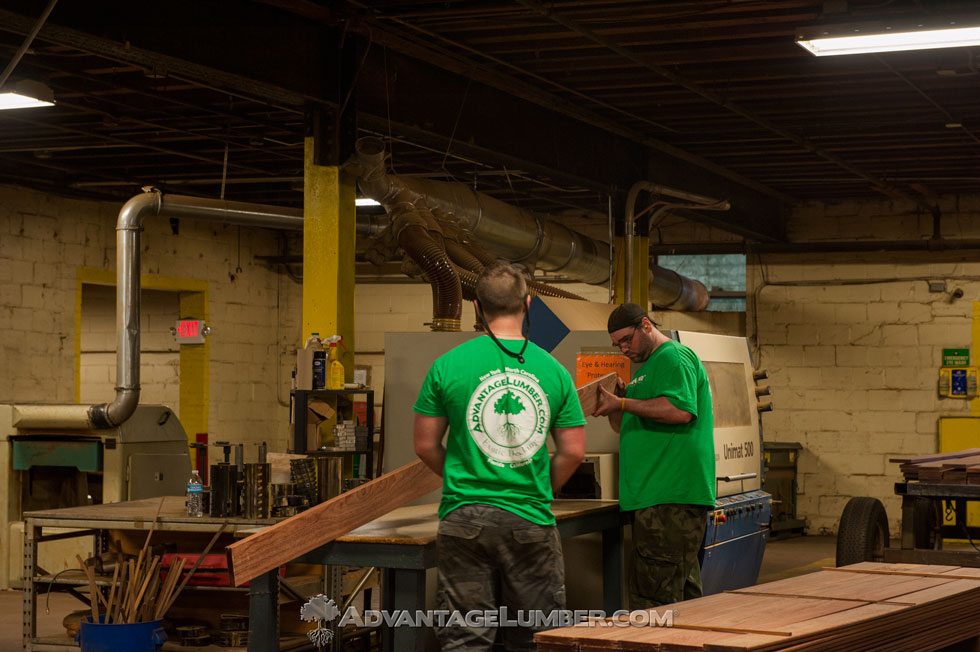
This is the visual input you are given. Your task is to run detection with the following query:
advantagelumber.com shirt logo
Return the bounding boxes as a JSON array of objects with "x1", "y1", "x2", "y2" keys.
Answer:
[{"x1": 468, "y1": 368, "x2": 550, "y2": 465}]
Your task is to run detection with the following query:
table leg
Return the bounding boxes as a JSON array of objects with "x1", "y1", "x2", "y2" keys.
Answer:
[
  {"x1": 381, "y1": 568, "x2": 425, "y2": 652},
  {"x1": 601, "y1": 525, "x2": 623, "y2": 613},
  {"x1": 248, "y1": 570, "x2": 280, "y2": 652},
  {"x1": 901, "y1": 495, "x2": 915, "y2": 549},
  {"x1": 23, "y1": 521, "x2": 37, "y2": 652}
]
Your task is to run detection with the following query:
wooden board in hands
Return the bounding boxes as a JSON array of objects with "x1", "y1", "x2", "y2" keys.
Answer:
[
  {"x1": 576, "y1": 372, "x2": 620, "y2": 417},
  {"x1": 226, "y1": 460, "x2": 442, "y2": 586}
]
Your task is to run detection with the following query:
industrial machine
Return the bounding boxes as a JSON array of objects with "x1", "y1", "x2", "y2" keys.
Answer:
[
  {"x1": 0, "y1": 403, "x2": 191, "y2": 588},
  {"x1": 383, "y1": 296, "x2": 771, "y2": 601}
]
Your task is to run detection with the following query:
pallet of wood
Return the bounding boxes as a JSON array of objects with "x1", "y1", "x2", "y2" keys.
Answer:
[
  {"x1": 534, "y1": 562, "x2": 980, "y2": 652},
  {"x1": 890, "y1": 448, "x2": 980, "y2": 483}
]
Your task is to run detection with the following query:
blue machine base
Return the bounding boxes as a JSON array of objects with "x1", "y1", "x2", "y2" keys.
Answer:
[{"x1": 700, "y1": 490, "x2": 771, "y2": 595}]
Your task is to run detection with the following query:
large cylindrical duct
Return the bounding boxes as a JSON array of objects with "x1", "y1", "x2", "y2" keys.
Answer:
[
  {"x1": 349, "y1": 138, "x2": 608, "y2": 284},
  {"x1": 348, "y1": 138, "x2": 711, "y2": 310}
]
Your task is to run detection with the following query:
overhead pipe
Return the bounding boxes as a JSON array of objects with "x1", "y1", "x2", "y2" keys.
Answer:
[
  {"x1": 15, "y1": 188, "x2": 304, "y2": 431},
  {"x1": 347, "y1": 137, "x2": 608, "y2": 284},
  {"x1": 348, "y1": 138, "x2": 711, "y2": 310},
  {"x1": 623, "y1": 181, "x2": 730, "y2": 307},
  {"x1": 648, "y1": 239, "x2": 980, "y2": 256},
  {"x1": 390, "y1": 204, "x2": 463, "y2": 332}
]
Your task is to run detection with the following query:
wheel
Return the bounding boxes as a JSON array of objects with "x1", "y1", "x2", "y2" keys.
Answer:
[
  {"x1": 912, "y1": 497, "x2": 941, "y2": 550},
  {"x1": 836, "y1": 497, "x2": 889, "y2": 566}
]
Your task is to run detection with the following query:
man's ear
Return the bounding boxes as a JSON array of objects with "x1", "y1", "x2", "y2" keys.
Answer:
[{"x1": 524, "y1": 294, "x2": 531, "y2": 310}]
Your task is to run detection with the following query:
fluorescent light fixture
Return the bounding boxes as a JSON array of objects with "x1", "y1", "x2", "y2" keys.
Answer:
[
  {"x1": 796, "y1": 16, "x2": 980, "y2": 56},
  {"x1": 355, "y1": 197, "x2": 381, "y2": 207},
  {"x1": 0, "y1": 80, "x2": 55, "y2": 110}
]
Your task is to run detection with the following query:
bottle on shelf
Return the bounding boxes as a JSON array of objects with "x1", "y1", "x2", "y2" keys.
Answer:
[
  {"x1": 325, "y1": 335, "x2": 345, "y2": 390},
  {"x1": 186, "y1": 469, "x2": 204, "y2": 517},
  {"x1": 296, "y1": 333, "x2": 322, "y2": 390}
]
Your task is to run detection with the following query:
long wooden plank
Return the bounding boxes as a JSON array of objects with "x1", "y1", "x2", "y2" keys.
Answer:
[
  {"x1": 227, "y1": 459, "x2": 442, "y2": 586},
  {"x1": 889, "y1": 448, "x2": 980, "y2": 464},
  {"x1": 577, "y1": 372, "x2": 620, "y2": 416}
]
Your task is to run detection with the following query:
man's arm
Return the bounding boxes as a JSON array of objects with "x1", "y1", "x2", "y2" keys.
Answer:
[
  {"x1": 413, "y1": 414, "x2": 448, "y2": 477},
  {"x1": 592, "y1": 386, "x2": 693, "y2": 425},
  {"x1": 550, "y1": 425, "x2": 586, "y2": 493}
]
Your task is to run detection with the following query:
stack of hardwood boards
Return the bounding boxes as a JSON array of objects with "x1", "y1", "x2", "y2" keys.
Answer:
[
  {"x1": 891, "y1": 448, "x2": 980, "y2": 484},
  {"x1": 534, "y1": 562, "x2": 980, "y2": 651}
]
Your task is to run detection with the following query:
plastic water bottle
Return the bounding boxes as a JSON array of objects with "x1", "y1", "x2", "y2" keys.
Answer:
[{"x1": 187, "y1": 470, "x2": 203, "y2": 517}]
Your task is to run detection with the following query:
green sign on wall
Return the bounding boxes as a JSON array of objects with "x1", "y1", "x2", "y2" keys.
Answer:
[{"x1": 943, "y1": 348, "x2": 970, "y2": 367}]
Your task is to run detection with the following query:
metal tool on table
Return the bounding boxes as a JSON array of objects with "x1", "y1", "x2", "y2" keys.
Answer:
[{"x1": 243, "y1": 442, "x2": 270, "y2": 519}]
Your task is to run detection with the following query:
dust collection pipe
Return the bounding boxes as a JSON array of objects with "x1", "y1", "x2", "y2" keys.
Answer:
[
  {"x1": 15, "y1": 188, "x2": 303, "y2": 430},
  {"x1": 445, "y1": 239, "x2": 586, "y2": 301},
  {"x1": 623, "y1": 181, "x2": 730, "y2": 307},
  {"x1": 392, "y1": 206, "x2": 463, "y2": 332},
  {"x1": 348, "y1": 137, "x2": 713, "y2": 310}
]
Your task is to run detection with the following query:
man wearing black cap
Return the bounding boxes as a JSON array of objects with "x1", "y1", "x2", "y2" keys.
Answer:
[{"x1": 593, "y1": 302, "x2": 714, "y2": 609}]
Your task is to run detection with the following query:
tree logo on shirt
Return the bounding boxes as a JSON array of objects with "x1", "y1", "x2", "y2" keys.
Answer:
[{"x1": 468, "y1": 370, "x2": 550, "y2": 464}]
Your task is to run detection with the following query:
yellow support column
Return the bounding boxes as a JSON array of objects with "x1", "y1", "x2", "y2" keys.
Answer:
[
  {"x1": 972, "y1": 301, "x2": 980, "y2": 416},
  {"x1": 303, "y1": 137, "x2": 356, "y2": 366},
  {"x1": 612, "y1": 235, "x2": 650, "y2": 308},
  {"x1": 179, "y1": 289, "x2": 209, "y2": 457},
  {"x1": 302, "y1": 137, "x2": 356, "y2": 451}
]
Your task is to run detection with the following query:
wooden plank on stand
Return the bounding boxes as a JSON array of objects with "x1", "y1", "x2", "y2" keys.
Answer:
[
  {"x1": 577, "y1": 372, "x2": 620, "y2": 416},
  {"x1": 227, "y1": 459, "x2": 442, "y2": 586}
]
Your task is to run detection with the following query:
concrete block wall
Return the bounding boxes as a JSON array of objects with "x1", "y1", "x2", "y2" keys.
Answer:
[
  {"x1": 0, "y1": 184, "x2": 299, "y2": 451},
  {"x1": 749, "y1": 194, "x2": 980, "y2": 536}
]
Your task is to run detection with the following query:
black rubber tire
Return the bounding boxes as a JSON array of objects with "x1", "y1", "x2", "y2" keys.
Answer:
[
  {"x1": 912, "y1": 497, "x2": 941, "y2": 550},
  {"x1": 836, "y1": 497, "x2": 889, "y2": 567}
]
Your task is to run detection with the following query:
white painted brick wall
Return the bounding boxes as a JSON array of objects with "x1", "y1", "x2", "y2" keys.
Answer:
[{"x1": 750, "y1": 194, "x2": 980, "y2": 537}]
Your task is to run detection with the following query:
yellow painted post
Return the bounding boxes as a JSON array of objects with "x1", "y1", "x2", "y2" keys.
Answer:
[
  {"x1": 179, "y1": 290, "x2": 209, "y2": 459},
  {"x1": 302, "y1": 137, "x2": 356, "y2": 450},
  {"x1": 972, "y1": 301, "x2": 980, "y2": 416},
  {"x1": 612, "y1": 235, "x2": 650, "y2": 308}
]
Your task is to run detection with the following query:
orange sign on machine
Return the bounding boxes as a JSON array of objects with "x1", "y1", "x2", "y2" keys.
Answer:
[{"x1": 575, "y1": 353, "x2": 630, "y2": 388}]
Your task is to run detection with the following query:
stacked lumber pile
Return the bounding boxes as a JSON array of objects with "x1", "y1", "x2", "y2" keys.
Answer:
[
  {"x1": 890, "y1": 448, "x2": 980, "y2": 484},
  {"x1": 535, "y1": 563, "x2": 980, "y2": 652}
]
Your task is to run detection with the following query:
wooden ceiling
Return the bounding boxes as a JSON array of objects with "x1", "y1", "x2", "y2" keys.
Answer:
[{"x1": 1, "y1": 0, "x2": 978, "y2": 242}]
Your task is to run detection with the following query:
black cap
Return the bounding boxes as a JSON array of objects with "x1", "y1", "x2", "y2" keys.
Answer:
[{"x1": 607, "y1": 303, "x2": 649, "y2": 333}]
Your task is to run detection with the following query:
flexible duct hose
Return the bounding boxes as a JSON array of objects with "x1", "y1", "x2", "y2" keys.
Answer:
[
  {"x1": 445, "y1": 240, "x2": 485, "y2": 274},
  {"x1": 398, "y1": 223, "x2": 462, "y2": 331}
]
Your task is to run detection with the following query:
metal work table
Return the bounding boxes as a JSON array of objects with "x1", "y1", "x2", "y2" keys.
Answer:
[
  {"x1": 885, "y1": 482, "x2": 980, "y2": 567},
  {"x1": 22, "y1": 496, "x2": 279, "y2": 652},
  {"x1": 247, "y1": 499, "x2": 624, "y2": 652}
]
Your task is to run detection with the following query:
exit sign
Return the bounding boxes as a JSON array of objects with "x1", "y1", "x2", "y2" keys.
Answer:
[
  {"x1": 943, "y1": 348, "x2": 970, "y2": 367},
  {"x1": 174, "y1": 319, "x2": 207, "y2": 344}
]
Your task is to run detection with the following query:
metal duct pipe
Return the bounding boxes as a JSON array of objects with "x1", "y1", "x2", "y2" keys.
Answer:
[
  {"x1": 624, "y1": 181, "x2": 729, "y2": 306},
  {"x1": 73, "y1": 189, "x2": 303, "y2": 430},
  {"x1": 445, "y1": 239, "x2": 586, "y2": 301},
  {"x1": 349, "y1": 138, "x2": 714, "y2": 310},
  {"x1": 648, "y1": 267, "x2": 710, "y2": 312},
  {"x1": 348, "y1": 138, "x2": 608, "y2": 284}
]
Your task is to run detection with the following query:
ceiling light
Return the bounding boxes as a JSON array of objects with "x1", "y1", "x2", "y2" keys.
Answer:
[
  {"x1": 355, "y1": 197, "x2": 381, "y2": 207},
  {"x1": 0, "y1": 80, "x2": 55, "y2": 110},
  {"x1": 796, "y1": 16, "x2": 980, "y2": 56}
]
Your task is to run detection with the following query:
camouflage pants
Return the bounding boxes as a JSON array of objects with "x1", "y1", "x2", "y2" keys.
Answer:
[
  {"x1": 435, "y1": 504, "x2": 565, "y2": 652},
  {"x1": 628, "y1": 503, "x2": 707, "y2": 610}
]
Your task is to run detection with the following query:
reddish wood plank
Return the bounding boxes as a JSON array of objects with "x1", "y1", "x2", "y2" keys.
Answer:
[
  {"x1": 226, "y1": 460, "x2": 442, "y2": 585},
  {"x1": 577, "y1": 372, "x2": 620, "y2": 416}
]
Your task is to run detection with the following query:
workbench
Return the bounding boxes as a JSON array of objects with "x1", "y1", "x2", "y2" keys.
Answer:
[
  {"x1": 249, "y1": 499, "x2": 624, "y2": 652},
  {"x1": 25, "y1": 498, "x2": 622, "y2": 652},
  {"x1": 21, "y1": 496, "x2": 293, "y2": 652}
]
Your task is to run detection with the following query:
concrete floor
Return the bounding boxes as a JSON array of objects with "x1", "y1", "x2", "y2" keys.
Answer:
[{"x1": 0, "y1": 535, "x2": 839, "y2": 650}]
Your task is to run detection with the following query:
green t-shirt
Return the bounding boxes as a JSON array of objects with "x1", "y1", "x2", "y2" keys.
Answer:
[
  {"x1": 413, "y1": 336, "x2": 586, "y2": 525},
  {"x1": 619, "y1": 339, "x2": 715, "y2": 510}
]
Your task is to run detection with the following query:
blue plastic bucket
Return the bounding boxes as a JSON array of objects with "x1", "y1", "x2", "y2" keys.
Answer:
[{"x1": 76, "y1": 616, "x2": 167, "y2": 652}]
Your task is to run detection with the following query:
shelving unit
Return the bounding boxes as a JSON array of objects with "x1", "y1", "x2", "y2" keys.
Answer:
[{"x1": 290, "y1": 388, "x2": 375, "y2": 479}]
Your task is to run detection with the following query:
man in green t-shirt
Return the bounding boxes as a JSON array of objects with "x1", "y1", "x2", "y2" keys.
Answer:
[
  {"x1": 414, "y1": 263, "x2": 586, "y2": 651},
  {"x1": 593, "y1": 302, "x2": 715, "y2": 610}
]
